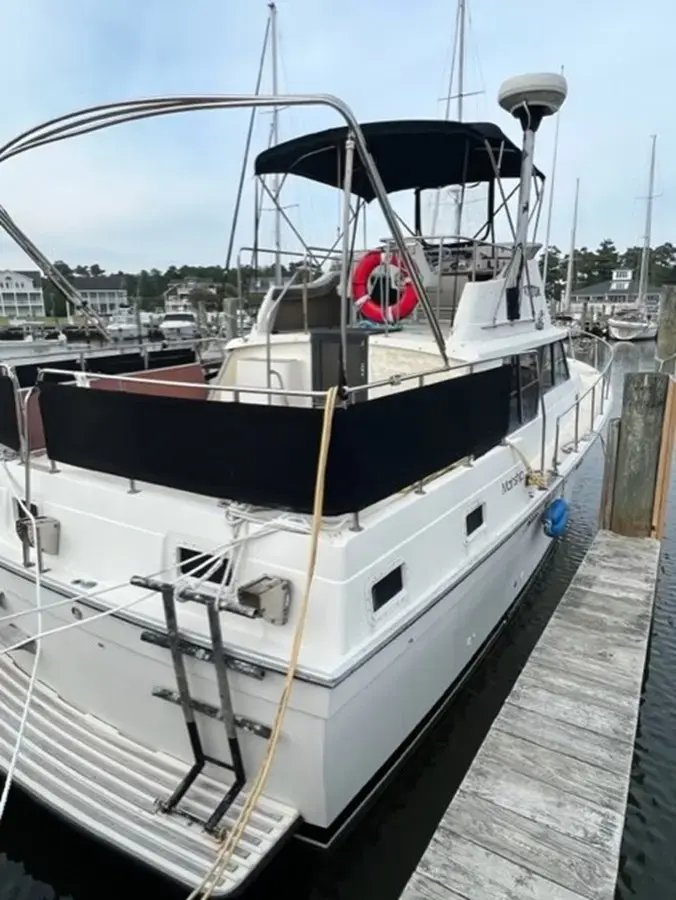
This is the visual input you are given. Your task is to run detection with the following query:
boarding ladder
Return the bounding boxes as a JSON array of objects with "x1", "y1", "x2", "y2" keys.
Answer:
[{"x1": 130, "y1": 574, "x2": 257, "y2": 834}]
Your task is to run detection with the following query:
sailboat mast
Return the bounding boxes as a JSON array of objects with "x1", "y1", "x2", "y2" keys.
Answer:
[
  {"x1": 563, "y1": 177, "x2": 580, "y2": 313},
  {"x1": 453, "y1": 0, "x2": 466, "y2": 238},
  {"x1": 431, "y1": 0, "x2": 466, "y2": 237},
  {"x1": 541, "y1": 64, "x2": 564, "y2": 305},
  {"x1": 457, "y1": 0, "x2": 465, "y2": 123},
  {"x1": 269, "y1": 1, "x2": 282, "y2": 286},
  {"x1": 637, "y1": 134, "x2": 657, "y2": 306}
]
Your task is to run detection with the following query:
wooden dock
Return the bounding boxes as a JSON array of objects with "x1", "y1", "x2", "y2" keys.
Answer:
[{"x1": 401, "y1": 529, "x2": 661, "y2": 900}]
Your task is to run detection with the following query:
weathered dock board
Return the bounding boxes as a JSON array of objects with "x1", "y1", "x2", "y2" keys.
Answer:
[{"x1": 401, "y1": 529, "x2": 661, "y2": 900}]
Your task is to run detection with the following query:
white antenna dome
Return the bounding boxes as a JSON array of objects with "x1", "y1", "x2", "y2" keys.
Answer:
[{"x1": 498, "y1": 72, "x2": 568, "y2": 122}]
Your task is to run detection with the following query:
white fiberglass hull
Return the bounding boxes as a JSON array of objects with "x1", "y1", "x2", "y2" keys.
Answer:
[
  {"x1": 0, "y1": 339, "x2": 61, "y2": 358},
  {"x1": 0, "y1": 348, "x2": 610, "y2": 892},
  {"x1": 0, "y1": 449, "x2": 590, "y2": 872},
  {"x1": 160, "y1": 324, "x2": 198, "y2": 340},
  {"x1": 108, "y1": 324, "x2": 144, "y2": 340},
  {"x1": 607, "y1": 318, "x2": 657, "y2": 341}
]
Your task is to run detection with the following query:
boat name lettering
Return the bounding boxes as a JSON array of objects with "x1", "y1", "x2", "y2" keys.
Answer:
[{"x1": 501, "y1": 470, "x2": 526, "y2": 493}]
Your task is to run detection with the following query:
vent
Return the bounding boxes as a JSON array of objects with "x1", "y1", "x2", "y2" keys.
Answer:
[{"x1": 177, "y1": 547, "x2": 231, "y2": 585}]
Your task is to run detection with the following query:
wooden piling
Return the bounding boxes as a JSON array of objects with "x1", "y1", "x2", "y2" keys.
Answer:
[
  {"x1": 656, "y1": 284, "x2": 676, "y2": 376},
  {"x1": 598, "y1": 417, "x2": 620, "y2": 531},
  {"x1": 610, "y1": 372, "x2": 671, "y2": 538}
]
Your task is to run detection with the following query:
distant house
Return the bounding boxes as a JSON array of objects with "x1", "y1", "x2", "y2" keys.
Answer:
[
  {"x1": 70, "y1": 274, "x2": 128, "y2": 316},
  {"x1": 568, "y1": 268, "x2": 662, "y2": 320},
  {"x1": 164, "y1": 277, "x2": 219, "y2": 312},
  {"x1": 0, "y1": 269, "x2": 45, "y2": 318}
]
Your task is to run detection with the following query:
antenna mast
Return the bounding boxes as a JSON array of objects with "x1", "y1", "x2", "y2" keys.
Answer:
[
  {"x1": 431, "y1": 0, "x2": 468, "y2": 237},
  {"x1": 269, "y1": 1, "x2": 282, "y2": 286},
  {"x1": 563, "y1": 177, "x2": 580, "y2": 313},
  {"x1": 637, "y1": 134, "x2": 657, "y2": 307},
  {"x1": 541, "y1": 64, "x2": 564, "y2": 307}
]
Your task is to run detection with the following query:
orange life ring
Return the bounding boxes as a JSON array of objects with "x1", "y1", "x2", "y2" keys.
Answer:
[{"x1": 352, "y1": 249, "x2": 419, "y2": 324}]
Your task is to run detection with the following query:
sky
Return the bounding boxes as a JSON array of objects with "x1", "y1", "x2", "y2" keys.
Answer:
[{"x1": 0, "y1": 0, "x2": 672, "y2": 273}]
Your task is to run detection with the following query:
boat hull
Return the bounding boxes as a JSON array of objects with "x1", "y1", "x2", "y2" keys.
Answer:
[
  {"x1": 607, "y1": 319, "x2": 657, "y2": 341},
  {"x1": 0, "y1": 454, "x2": 585, "y2": 855}
]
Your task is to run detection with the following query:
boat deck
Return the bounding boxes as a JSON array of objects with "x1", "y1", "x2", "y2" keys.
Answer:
[
  {"x1": 400, "y1": 529, "x2": 660, "y2": 900},
  {"x1": 0, "y1": 650, "x2": 298, "y2": 896}
]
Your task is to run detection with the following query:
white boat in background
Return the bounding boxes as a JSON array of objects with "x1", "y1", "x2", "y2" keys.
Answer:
[
  {"x1": 158, "y1": 308, "x2": 199, "y2": 340},
  {"x1": 106, "y1": 305, "x2": 150, "y2": 341},
  {"x1": 607, "y1": 313, "x2": 658, "y2": 341},
  {"x1": 0, "y1": 322, "x2": 65, "y2": 357},
  {"x1": 0, "y1": 74, "x2": 614, "y2": 897},
  {"x1": 608, "y1": 135, "x2": 659, "y2": 342},
  {"x1": 552, "y1": 313, "x2": 582, "y2": 337}
]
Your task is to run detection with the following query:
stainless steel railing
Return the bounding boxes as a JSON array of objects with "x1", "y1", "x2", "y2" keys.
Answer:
[
  {"x1": 552, "y1": 331, "x2": 614, "y2": 472},
  {"x1": 1, "y1": 330, "x2": 614, "y2": 516}
]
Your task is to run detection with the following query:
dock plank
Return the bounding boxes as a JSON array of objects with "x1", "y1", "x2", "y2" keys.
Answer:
[
  {"x1": 516, "y1": 659, "x2": 636, "y2": 716},
  {"x1": 494, "y1": 703, "x2": 628, "y2": 775},
  {"x1": 408, "y1": 831, "x2": 587, "y2": 900},
  {"x1": 472, "y1": 730, "x2": 627, "y2": 811},
  {"x1": 400, "y1": 530, "x2": 660, "y2": 900},
  {"x1": 437, "y1": 793, "x2": 617, "y2": 899}
]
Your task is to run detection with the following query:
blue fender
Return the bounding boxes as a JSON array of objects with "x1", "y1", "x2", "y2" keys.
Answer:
[{"x1": 542, "y1": 497, "x2": 569, "y2": 538}]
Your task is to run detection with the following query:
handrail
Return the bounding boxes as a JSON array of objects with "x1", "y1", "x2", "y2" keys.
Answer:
[
  {"x1": 238, "y1": 244, "x2": 342, "y2": 261},
  {"x1": 35, "y1": 331, "x2": 613, "y2": 408},
  {"x1": 551, "y1": 331, "x2": 614, "y2": 471},
  {"x1": 556, "y1": 331, "x2": 613, "y2": 421},
  {"x1": 35, "y1": 367, "x2": 326, "y2": 400}
]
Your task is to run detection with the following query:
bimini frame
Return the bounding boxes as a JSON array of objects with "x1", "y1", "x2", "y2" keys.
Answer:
[{"x1": 0, "y1": 94, "x2": 452, "y2": 371}]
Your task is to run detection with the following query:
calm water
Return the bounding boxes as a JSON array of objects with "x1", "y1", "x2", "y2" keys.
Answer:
[{"x1": 1, "y1": 341, "x2": 674, "y2": 900}]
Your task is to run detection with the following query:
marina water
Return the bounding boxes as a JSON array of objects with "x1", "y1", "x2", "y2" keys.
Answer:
[{"x1": 0, "y1": 340, "x2": 674, "y2": 900}]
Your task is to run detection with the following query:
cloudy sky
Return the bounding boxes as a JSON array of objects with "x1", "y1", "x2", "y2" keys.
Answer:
[{"x1": 0, "y1": 0, "x2": 670, "y2": 273}]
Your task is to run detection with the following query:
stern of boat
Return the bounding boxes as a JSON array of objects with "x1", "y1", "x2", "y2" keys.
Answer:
[{"x1": 0, "y1": 650, "x2": 299, "y2": 896}]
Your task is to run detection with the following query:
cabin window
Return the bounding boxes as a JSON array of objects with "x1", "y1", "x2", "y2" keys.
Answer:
[
  {"x1": 466, "y1": 503, "x2": 484, "y2": 536},
  {"x1": 507, "y1": 357, "x2": 521, "y2": 431},
  {"x1": 507, "y1": 352, "x2": 540, "y2": 431},
  {"x1": 538, "y1": 345, "x2": 553, "y2": 392},
  {"x1": 553, "y1": 341, "x2": 569, "y2": 385},
  {"x1": 177, "y1": 547, "x2": 231, "y2": 585},
  {"x1": 519, "y1": 352, "x2": 540, "y2": 423},
  {"x1": 372, "y1": 565, "x2": 404, "y2": 612}
]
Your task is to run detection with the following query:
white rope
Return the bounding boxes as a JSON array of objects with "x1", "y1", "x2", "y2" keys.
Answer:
[
  {"x1": 0, "y1": 514, "x2": 291, "y2": 658},
  {"x1": 0, "y1": 532, "x2": 253, "y2": 626},
  {"x1": 0, "y1": 494, "x2": 42, "y2": 825},
  {"x1": 0, "y1": 465, "x2": 287, "y2": 627},
  {"x1": 0, "y1": 541, "x2": 241, "y2": 659}
]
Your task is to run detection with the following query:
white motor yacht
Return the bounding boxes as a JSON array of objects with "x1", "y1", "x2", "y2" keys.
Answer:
[{"x1": 0, "y1": 73, "x2": 613, "y2": 898}]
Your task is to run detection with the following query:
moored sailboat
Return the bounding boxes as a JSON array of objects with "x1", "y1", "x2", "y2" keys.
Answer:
[{"x1": 608, "y1": 134, "x2": 659, "y2": 341}]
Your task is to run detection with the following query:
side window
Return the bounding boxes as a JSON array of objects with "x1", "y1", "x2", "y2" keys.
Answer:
[
  {"x1": 372, "y1": 565, "x2": 404, "y2": 612},
  {"x1": 553, "y1": 341, "x2": 570, "y2": 385},
  {"x1": 507, "y1": 357, "x2": 521, "y2": 432},
  {"x1": 519, "y1": 352, "x2": 540, "y2": 423},
  {"x1": 466, "y1": 504, "x2": 484, "y2": 536},
  {"x1": 539, "y1": 345, "x2": 553, "y2": 392}
]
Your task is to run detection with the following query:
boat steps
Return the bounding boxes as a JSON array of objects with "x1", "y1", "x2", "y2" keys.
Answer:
[{"x1": 0, "y1": 654, "x2": 299, "y2": 896}]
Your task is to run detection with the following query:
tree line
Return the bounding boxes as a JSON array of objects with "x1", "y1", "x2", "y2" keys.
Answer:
[
  {"x1": 43, "y1": 260, "x2": 306, "y2": 317},
  {"x1": 41, "y1": 241, "x2": 676, "y2": 315},
  {"x1": 541, "y1": 240, "x2": 676, "y2": 301}
]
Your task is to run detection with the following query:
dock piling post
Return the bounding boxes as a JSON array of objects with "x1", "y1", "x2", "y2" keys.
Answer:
[
  {"x1": 656, "y1": 283, "x2": 676, "y2": 376},
  {"x1": 605, "y1": 371, "x2": 673, "y2": 538}
]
